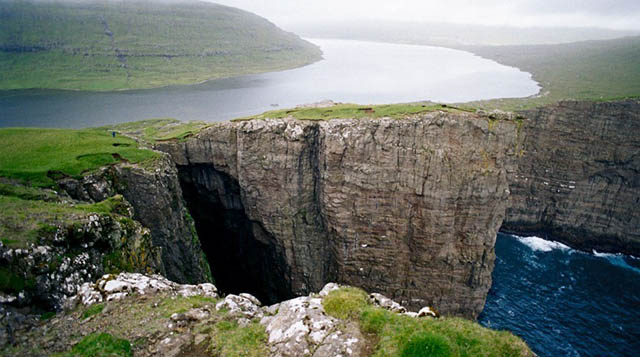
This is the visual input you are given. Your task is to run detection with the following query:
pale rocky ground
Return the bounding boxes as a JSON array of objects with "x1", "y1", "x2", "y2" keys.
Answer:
[{"x1": 1, "y1": 273, "x2": 439, "y2": 356}]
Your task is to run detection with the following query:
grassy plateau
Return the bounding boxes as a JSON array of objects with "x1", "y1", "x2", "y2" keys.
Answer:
[
  {"x1": 0, "y1": 0, "x2": 322, "y2": 91},
  {"x1": 236, "y1": 103, "x2": 473, "y2": 121},
  {"x1": 0, "y1": 127, "x2": 158, "y2": 187}
]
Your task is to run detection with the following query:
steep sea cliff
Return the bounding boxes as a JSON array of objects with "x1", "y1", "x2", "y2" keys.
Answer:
[
  {"x1": 159, "y1": 111, "x2": 520, "y2": 318},
  {"x1": 506, "y1": 100, "x2": 640, "y2": 256}
]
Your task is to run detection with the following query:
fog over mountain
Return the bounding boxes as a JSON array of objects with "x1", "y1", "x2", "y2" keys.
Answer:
[{"x1": 209, "y1": 0, "x2": 640, "y2": 31}]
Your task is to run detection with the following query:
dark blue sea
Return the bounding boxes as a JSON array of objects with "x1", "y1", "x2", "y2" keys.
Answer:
[{"x1": 480, "y1": 233, "x2": 640, "y2": 357}]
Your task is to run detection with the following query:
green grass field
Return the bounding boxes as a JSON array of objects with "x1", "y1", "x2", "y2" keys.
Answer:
[
  {"x1": 0, "y1": 127, "x2": 158, "y2": 187},
  {"x1": 0, "y1": 0, "x2": 322, "y2": 91},
  {"x1": 101, "y1": 118, "x2": 210, "y2": 144}
]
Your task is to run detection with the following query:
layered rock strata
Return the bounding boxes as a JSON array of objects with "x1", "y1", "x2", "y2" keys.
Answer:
[
  {"x1": 161, "y1": 111, "x2": 520, "y2": 318},
  {"x1": 506, "y1": 100, "x2": 640, "y2": 256}
]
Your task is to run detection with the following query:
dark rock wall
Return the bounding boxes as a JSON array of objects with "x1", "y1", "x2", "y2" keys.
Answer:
[
  {"x1": 58, "y1": 156, "x2": 212, "y2": 284},
  {"x1": 162, "y1": 112, "x2": 519, "y2": 318},
  {"x1": 505, "y1": 100, "x2": 640, "y2": 256}
]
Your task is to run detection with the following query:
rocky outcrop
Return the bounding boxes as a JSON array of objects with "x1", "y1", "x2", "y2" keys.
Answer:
[
  {"x1": 68, "y1": 273, "x2": 218, "y2": 308},
  {"x1": 3, "y1": 274, "x2": 453, "y2": 356},
  {"x1": 506, "y1": 100, "x2": 640, "y2": 256},
  {"x1": 160, "y1": 111, "x2": 520, "y2": 318},
  {"x1": 0, "y1": 198, "x2": 162, "y2": 311},
  {"x1": 58, "y1": 156, "x2": 212, "y2": 284}
]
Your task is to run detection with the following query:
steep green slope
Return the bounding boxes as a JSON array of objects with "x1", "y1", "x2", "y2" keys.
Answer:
[{"x1": 0, "y1": 0, "x2": 322, "y2": 91}]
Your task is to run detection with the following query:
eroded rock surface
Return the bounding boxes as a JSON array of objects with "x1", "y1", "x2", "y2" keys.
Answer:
[
  {"x1": 162, "y1": 111, "x2": 520, "y2": 317},
  {"x1": 507, "y1": 100, "x2": 640, "y2": 256},
  {"x1": 67, "y1": 272, "x2": 218, "y2": 308},
  {"x1": 57, "y1": 156, "x2": 212, "y2": 284},
  {"x1": 261, "y1": 295, "x2": 364, "y2": 357},
  {"x1": 0, "y1": 207, "x2": 161, "y2": 311}
]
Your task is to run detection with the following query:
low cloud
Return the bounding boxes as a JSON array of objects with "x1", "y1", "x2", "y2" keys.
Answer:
[{"x1": 208, "y1": 0, "x2": 640, "y2": 31}]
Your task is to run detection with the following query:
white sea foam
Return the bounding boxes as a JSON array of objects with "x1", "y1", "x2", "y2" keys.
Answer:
[
  {"x1": 593, "y1": 250, "x2": 616, "y2": 258},
  {"x1": 513, "y1": 235, "x2": 571, "y2": 252},
  {"x1": 593, "y1": 250, "x2": 640, "y2": 274}
]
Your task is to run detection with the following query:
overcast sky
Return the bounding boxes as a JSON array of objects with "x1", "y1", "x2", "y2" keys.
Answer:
[{"x1": 207, "y1": 0, "x2": 640, "y2": 31}]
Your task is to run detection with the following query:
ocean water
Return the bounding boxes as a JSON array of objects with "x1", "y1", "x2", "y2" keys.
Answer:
[{"x1": 480, "y1": 233, "x2": 640, "y2": 356}]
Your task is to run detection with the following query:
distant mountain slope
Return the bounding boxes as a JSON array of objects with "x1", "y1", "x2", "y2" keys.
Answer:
[
  {"x1": 0, "y1": 0, "x2": 322, "y2": 91},
  {"x1": 461, "y1": 36, "x2": 640, "y2": 110}
]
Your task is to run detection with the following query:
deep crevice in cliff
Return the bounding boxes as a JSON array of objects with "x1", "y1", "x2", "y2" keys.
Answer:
[{"x1": 177, "y1": 164, "x2": 294, "y2": 305}]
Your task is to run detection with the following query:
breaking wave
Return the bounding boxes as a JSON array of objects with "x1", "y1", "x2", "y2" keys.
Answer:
[
  {"x1": 513, "y1": 234, "x2": 640, "y2": 274},
  {"x1": 513, "y1": 234, "x2": 571, "y2": 252}
]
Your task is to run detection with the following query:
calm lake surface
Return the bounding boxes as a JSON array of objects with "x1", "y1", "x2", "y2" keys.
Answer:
[
  {"x1": 0, "y1": 39, "x2": 539, "y2": 128},
  {"x1": 480, "y1": 233, "x2": 640, "y2": 356}
]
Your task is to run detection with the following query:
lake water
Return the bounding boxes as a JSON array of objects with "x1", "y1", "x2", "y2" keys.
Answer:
[
  {"x1": 480, "y1": 233, "x2": 640, "y2": 356},
  {"x1": 0, "y1": 39, "x2": 539, "y2": 128}
]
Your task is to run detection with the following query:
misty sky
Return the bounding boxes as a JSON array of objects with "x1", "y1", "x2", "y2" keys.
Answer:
[{"x1": 207, "y1": 0, "x2": 640, "y2": 31}]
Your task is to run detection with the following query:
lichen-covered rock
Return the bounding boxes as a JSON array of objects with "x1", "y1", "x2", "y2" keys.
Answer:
[
  {"x1": 507, "y1": 100, "x2": 640, "y2": 256},
  {"x1": 162, "y1": 112, "x2": 519, "y2": 317},
  {"x1": 260, "y1": 295, "x2": 364, "y2": 356},
  {"x1": 0, "y1": 210, "x2": 161, "y2": 311},
  {"x1": 215, "y1": 293, "x2": 262, "y2": 319},
  {"x1": 370, "y1": 292, "x2": 406, "y2": 313},
  {"x1": 67, "y1": 272, "x2": 218, "y2": 308}
]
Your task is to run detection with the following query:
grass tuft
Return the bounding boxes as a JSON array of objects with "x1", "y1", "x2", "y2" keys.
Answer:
[
  {"x1": 82, "y1": 303, "x2": 105, "y2": 319},
  {"x1": 208, "y1": 320, "x2": 268, "y2": 357},
  {"x1": 56, "y1": 333, "x2": 132, "y2": 357},
  {"x1": 322, "y1": 286, "x2": 370, "y2": 320},
  {"x1": 401, "y1": 333, "x2": 452, "y2": 357}
]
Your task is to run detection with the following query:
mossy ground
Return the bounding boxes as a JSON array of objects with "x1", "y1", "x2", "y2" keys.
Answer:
[
  {"x1": 323, "y1": 287, "x2": 532, "y2": 357},
  {"x1": 0, "y1": 127, "x2": 158, "y2": 187},
  {"x1": 0, "y1": 292, "x2": 267, "y2": 357},
  {"x1": 53, "y1": 333, "x2": 132, "y2": 357}
]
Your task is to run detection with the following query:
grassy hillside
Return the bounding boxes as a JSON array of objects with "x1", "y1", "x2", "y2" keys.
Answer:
[
  {"x1": 0, "y1": 0, "x2": 322, "y2": 91},
  {"x1": 460, "y1": 36, "x2": 640, "y2": 110}
]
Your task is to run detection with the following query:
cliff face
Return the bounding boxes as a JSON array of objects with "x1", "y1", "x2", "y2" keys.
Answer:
[
  {"x1": 58, "y1": 156, "x2": 212, "y2": 284},
  {"x1": 160, "y1": 112, "x2": 520, "y2": 318},
  {"x1": 505, "y1": 100, "x2": 640, "y2": 256}
]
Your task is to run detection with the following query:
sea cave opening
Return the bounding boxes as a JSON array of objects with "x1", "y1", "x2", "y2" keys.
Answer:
[{"x1": 177, "y1": 164, "x2": 294, "y2": 305}]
